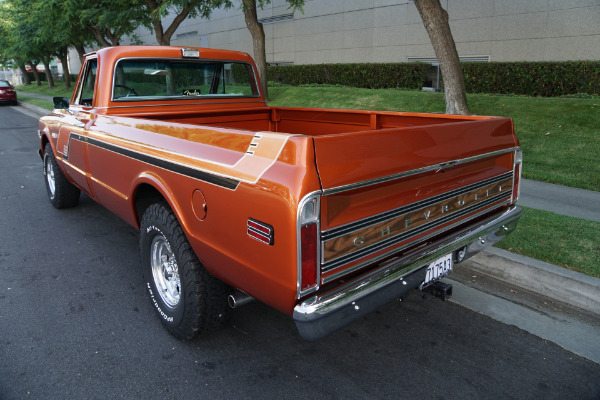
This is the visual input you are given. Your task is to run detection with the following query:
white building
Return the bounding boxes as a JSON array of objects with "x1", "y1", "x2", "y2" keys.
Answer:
[{"x1": 70, "y1": 0, "x2": 600, "y2": 82}]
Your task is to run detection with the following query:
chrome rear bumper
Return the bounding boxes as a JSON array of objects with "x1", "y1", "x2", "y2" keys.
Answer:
[{"x1": 293, "y1": 205, "x2": 523, "y2": 341}]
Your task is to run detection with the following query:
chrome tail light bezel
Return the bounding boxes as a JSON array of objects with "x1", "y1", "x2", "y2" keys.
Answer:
[
  {"x1": 512, "y1": 148, "x2": 523, "y2": 204},
  {"x1": 296, "y1": 192, "x2": 321, "y2": 299}
]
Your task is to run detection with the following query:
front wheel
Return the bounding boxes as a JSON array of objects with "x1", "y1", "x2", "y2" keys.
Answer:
[
  {"x1": 140, "y1": 201, "x2": 231, "y2": 340},
  {"x1": 43, "y1": 143, "x2": 80, "y2": 209}
]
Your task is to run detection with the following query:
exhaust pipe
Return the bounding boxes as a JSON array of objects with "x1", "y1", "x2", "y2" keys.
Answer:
[{"x1": 228, "y1": 291, "x2": 254, "y2": 309}]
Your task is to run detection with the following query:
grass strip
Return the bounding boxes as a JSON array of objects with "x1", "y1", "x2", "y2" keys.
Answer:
[
  {"x1": 496, "y1": 206, "x2": 600, "y2": 278},
  {"x1": 16, "y1": 84, "x2": 74, "y2": 99},
  {"x1": 18, "y1": 95, "x2": 53, "y2": 110}
]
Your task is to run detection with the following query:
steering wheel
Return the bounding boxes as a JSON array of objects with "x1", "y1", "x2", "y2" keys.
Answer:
[{"x1": 114, "y1": 84, "x2": 139, "y2": 98}]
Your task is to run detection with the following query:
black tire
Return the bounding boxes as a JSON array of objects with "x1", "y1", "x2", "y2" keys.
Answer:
[
  {"x1": 140, "y1": 201, "x2": 232, "y2": 340},
  {"x1": 43, "y1": 143, "x2": 80, "y2": 208}
]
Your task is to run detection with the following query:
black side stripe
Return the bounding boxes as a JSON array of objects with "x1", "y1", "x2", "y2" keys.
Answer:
[{"x1": 70, "y1": 133, "x2": 240, "y2": 190}]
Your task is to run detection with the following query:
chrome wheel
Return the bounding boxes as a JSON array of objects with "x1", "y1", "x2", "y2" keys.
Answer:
[
  {"x1": 150, "y1": 235, "x2": 181, "y2": 308},
  {"x1": 45, "y1": 157, "x2": 56, "y2": 199},
  {"x1": 42, "y1": 143, "x2": 80, "y2": 209}
]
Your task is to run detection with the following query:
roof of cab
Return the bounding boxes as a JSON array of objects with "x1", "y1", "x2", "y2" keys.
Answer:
[{"x1": 92, "y1": 45, "x2": 254, "y2": 64}]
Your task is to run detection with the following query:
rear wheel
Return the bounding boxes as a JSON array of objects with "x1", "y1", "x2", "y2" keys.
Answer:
[
  {"x1": 43, "y1": 143, "x2": 80, "y2": 208},
  {"x1": 140, "y1": 201, "x2": 231, "y2": 340}
]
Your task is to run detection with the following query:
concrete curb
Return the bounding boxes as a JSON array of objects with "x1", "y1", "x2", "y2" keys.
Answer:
[
  {"x1": 17, "y1": 101, "x2": 50, "y2": 117},
  {"x1": 463, "y1": 247, "x2": 600, "y2": 316}
]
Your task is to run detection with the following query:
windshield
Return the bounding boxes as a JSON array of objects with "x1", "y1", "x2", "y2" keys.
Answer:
[{"x1": 112, "y1": 59, "x2": 259, "y2": 101}]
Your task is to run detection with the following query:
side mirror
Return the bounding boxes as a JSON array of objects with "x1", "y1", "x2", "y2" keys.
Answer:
[{"x1": 53, "y1": 97, "x2": 70, "y2": 110}]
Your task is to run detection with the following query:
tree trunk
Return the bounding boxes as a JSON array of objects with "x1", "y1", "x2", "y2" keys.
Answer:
[
  {"x1": 105, "y1": 29, "x2": 121, "y2": 46},
  {"x1": 74, "y1": 44, "x2": 86, "y2": 64},
  {"x1": 28, "y1": 61, "x2": 41, "y2": 86},
  {"x1": 414, "y1": 0, "x2": 469, "y2": 115},
  {"x1": 58, "y1": 48, "x2": 71, "y2": 90},
  {"x1": 150, "y1": 15, "x2": 168, "y2": 45},
  {"x1": 242, "y1": 0, "x2": 268, "y2": 100},
  {"x1": 42, "y1": 58, "x2": 55, "y2": 89},
  {"x1": 144, "y1": 0, "x2": 194, "y2": 46},
  {"x1": 90, "y1": 28, "x2": 112, "y2": 47},
  {"x1": 18, "y1": 64, "x2": 31, "y2": 85}
]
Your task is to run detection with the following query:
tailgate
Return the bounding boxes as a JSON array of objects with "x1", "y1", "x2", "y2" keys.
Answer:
[{"x1": 312, "y1": 117, "x2": 520, "y2": 280}]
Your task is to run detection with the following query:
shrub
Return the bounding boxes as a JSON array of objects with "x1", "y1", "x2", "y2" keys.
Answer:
[
  {"x1": 268, "y1": 61, "x2": 600, "y2": 96},
  {"x1": 267, "y1": 63, "x2": 430, "y2": 90},
  {"x1": 462, "y1": 61, "x2": 600, "y2": 97}
]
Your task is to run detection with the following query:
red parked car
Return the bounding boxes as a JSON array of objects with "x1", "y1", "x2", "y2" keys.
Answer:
[{"x1": 0, "y1": 80, "x2": 17, "y2": 105}]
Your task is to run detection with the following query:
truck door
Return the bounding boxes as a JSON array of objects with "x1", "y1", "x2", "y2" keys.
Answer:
[{"x1": 56, "y1": 59, "x2": 98, "y2": 195}]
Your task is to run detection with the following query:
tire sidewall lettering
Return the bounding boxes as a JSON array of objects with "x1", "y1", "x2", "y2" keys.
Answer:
[
  {"x1": 146, "y1": 283, "x2": 174, "y2": 323},
  {"x1": 142, "y1": 218, "x2": 183, "y2": 327}
]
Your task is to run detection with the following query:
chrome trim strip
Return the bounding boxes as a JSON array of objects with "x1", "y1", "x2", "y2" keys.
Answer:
[
  {"x1": 321, "y1": 147, "x2": 520, "y2": 196},
  {"x1": 321, "y1": 196, "x2": 512, "y2": 282},
  {"x1": 293, "y1": 206, "x2": 523, "y2": 340}
]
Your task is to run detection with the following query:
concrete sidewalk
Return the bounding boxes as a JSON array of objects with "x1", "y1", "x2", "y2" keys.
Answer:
[
  {"x1": 520, "y1": 178, "x2": 600, "y2": 222},
  {"x1": 14, "y1": 99, "x2": 600, "y2": 319}
]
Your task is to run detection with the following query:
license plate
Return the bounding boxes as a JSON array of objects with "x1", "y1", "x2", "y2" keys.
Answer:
[{"x1": 423, "y1": 253, "x2": 453, "y2": 286}]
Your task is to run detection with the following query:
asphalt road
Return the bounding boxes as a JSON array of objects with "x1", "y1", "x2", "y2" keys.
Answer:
[{"x1": 1, "y1": 104, "x2": 599, "y2": 400}]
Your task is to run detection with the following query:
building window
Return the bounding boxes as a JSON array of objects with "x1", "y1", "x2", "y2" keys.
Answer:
[{"x1": 258, "y1": 13, "x2": 293, "y2": 25}]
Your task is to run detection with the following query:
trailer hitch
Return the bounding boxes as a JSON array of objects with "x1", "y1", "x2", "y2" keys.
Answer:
[{"x1": 422, "y1": 281, "x2": 453, "y2": 301}]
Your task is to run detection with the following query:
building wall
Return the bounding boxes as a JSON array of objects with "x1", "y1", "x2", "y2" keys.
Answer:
[
  {"x1": 148, "y1": 0, "x2": 600, "y2": 63},
  {"x1": 69, "y1": 0, "x2": 599, "y2": 72}
]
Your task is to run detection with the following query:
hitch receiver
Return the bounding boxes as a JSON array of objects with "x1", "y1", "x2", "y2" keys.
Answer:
[{"x1": 423, "y1": 281, "x2": 453, "y2": 301}]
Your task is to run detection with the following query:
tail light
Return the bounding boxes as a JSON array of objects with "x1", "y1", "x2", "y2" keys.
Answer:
[
  {"x1": 297, "y1": 194, "x2": 320, "y2": 296},
  {"x1": 512, "y1": 148, "x2": 523, "y2": 204},
  {"x1": 300, "y1": 223, "x2": 318, "y2": 290}
]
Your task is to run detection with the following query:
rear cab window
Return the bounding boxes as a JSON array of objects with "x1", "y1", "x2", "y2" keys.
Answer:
[{"x1": 111, "y1": 59, "x2": 260, "y2": 101}]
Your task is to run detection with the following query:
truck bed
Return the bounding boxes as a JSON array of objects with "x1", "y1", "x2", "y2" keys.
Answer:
[
  {"x1": 128, "y1": 106, "x2": 496, "y2": 135},
  {"x1": 117, "y1": 106, "x2": 517, "y2": 209}
]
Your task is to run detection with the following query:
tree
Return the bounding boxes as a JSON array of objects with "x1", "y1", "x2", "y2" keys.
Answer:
[
  {"x1": 241, "y1": 0, "x2": 267, "y2": 98},
  {"x1": 413, "y1": 0, "x2": 469, "y2": 115},
  {"x1": 72, "y1": 0, "x2": 147, "y2": 47},
  {"x1": 141, "y1": 0, "x2": 222, "y2": 46},
  {"x1": 237, "y1": 0, "x2": 304, "y2": 100}
]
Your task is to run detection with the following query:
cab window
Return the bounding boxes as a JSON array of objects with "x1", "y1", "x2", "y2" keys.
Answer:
[{"x1": 75, "y1": 60, "x2": 97, "y2": 106}]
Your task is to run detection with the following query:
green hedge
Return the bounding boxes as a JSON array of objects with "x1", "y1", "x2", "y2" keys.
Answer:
[
  {"x1": 267, "y1": 63, "x2": 431, "y2": 90},
  {"x1": 463, "y1": 61, "x2": 600, "y2": 97},
  {"x1": 268, "y1": 61, "x2": 600, "y2": 96}
]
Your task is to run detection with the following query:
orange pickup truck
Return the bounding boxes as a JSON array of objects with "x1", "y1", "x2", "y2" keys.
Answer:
[{"x1": 38, "y1": 46, "x2": 523, "y2": 340}]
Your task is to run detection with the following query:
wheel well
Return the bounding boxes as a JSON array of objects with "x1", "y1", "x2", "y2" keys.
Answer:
[
  {"x1": 134, "y1": 184, "x2": 166, "y2": 226},
  {"x1": 41, "y1": 135, "x2": 50, "y2": 155}
]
